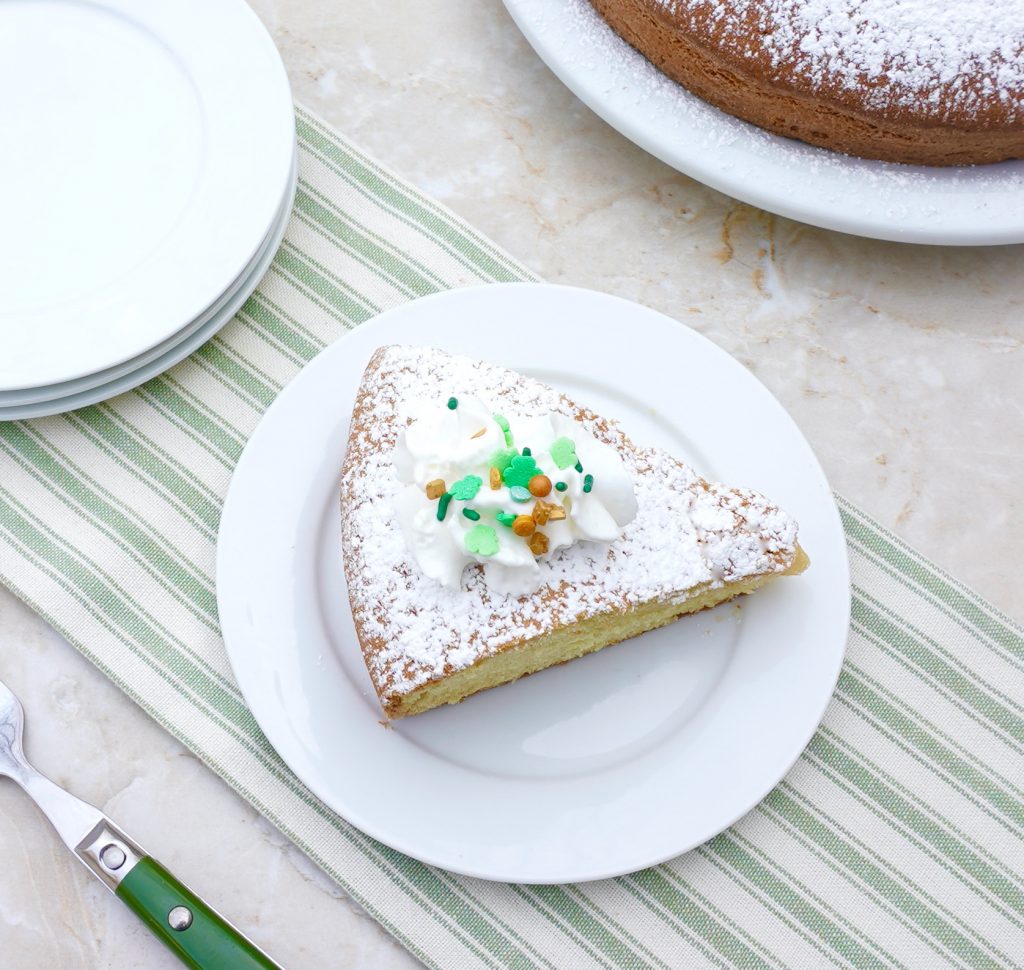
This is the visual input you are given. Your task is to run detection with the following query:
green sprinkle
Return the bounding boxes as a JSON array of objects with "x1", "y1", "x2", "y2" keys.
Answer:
[
  {"x1": 450, "y1": 474, "x2": 482, "y2": 501},
  {"x1": 583, "y1": 474, "x2": 593, "y2": 493},
  {"x1": 522, "y1": 446, "x2": 531, "y2": 457},
  {"x1": 496, "y1": 511, "x2": 516, "y2": 527},
  {"x1": 493, "y1": 414, "x2": 514, "y2": 447},
  {"x1": 502, "y1": 454, "x2": 539, "y2": 488},
  {"x1": 550, "y1": 436, "x2": 577, "y2": 470},
  {"x1": 509, "y1": 485, "x2": 531, "y2": 503},
  {"x1": 490, "y1": 447, "x2": 517, "y2": 472},
  {"x1": 555, "y1": 481, "x2": 567, "y2": 492},
  {"x1": 462, "y1": 508, "x2": 481, "y2": 521},
  {"x1": 436, "y1": 492, "x2": 453, "y2": 520},
  {"x1": 465, "y1": 524, "x2": 499, "y2": 557},
  {"x1": 574, "y1": 461, "x2": 584, "y2": 473},
  {"x1": 447, "y1": 396, "x2": 458, "y2": 410}
]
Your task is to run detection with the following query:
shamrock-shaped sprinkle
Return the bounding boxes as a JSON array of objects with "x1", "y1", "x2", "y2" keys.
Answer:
[
  {"x1": 503, "y1": 454, "x2": 539, "y2": 488},
  {"x1": 449, "y1": 474, "x2": 482, "y2": 501},
  {"x1": 490, "y1": 447, "x2": 518, "y2": 473},
  {"x1": 550, "y1": 436, "x2": 577, "y2": 470},
  {"x1": 464, "y1": 524, "x2": 499, "y2": 557}
]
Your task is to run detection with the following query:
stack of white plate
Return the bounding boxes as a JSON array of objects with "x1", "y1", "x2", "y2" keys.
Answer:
[{"x1": 0, "y1": 0, "x2": 296, "y2": 420}]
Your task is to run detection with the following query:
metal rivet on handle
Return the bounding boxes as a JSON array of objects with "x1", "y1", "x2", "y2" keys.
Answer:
[
  {"x1": 99, "y1": 844, "x2": 126, "y2": 871},
  {"x1": 168, "y1": 906, "x2": 193, "y2": 931}
]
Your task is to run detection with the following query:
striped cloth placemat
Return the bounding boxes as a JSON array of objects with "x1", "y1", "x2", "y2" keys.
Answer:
[{"x1": 1, "y1": 105, "x2": 1021, "y2": 969}]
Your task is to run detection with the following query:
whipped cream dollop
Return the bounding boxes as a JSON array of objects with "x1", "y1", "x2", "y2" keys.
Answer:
[{"x1": 393, "y1": 394, "x2": 638, "y2": 596}]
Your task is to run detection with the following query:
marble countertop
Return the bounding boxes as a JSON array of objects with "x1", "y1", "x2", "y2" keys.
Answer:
[{"x1": 2, "y1": 1, "x2": 1021, "y2": 966}]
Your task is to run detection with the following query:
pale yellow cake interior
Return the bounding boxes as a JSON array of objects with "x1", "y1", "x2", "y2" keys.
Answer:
[{"x1": 391, "y1": 545, "x2": 809, "y2": 718}]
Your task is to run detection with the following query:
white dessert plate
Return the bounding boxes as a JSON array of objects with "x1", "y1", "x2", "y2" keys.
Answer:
[
  {"x1": 502, "y1": 0, "x2": 1024, "y2": 246},
  {"x1": 217, "y1": 283, "x2": 850, "y2": 883},
  {"x1": 0, "y1": 156, "x2": 297, "y2": 421},
  {"x1": 0, "y1": 0, "x2": 294, "y2": 391}
]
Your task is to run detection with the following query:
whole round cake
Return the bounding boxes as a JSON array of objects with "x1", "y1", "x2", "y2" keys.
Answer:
[{"x1": 589, "y1": 0, "x2": 1024, "y2": 165}]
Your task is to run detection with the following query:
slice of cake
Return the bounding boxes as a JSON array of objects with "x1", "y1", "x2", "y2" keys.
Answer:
[{"x1": 341, "y1": 345, "x2": 808, "y2": 719}]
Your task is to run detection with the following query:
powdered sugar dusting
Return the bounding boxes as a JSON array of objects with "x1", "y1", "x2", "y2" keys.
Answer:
[
  {"x1": 341, "y1": 346, "x2": 799, "y2": 708},
  {"x1": 654, "y1": 0, "x2": 1024, "y2": 120},
  {"x1": 508, "y1": 0, "x2": 1024, "y2": 240}
]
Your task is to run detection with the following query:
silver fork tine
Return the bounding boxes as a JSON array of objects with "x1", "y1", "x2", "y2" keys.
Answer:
[{"x1": 0, "y1": 676, "x2": 28, "y2": 781}]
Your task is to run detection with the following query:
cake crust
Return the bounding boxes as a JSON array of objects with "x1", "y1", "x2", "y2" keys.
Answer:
[
  {"x1": 341, "y1": 345, "x2": 805, "y2": 718},
  {"x1": 589, "y1": 0, "x2": 1024, "y2": 165}
]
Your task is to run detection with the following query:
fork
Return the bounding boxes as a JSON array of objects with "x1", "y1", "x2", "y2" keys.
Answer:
[{"x1": 0, "y1": 676, "x2": 282, "y2": 969}]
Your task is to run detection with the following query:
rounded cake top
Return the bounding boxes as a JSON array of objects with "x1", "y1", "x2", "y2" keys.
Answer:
[{"x1": 652, "y1": 0, "x2": 1024, "y2": 126}]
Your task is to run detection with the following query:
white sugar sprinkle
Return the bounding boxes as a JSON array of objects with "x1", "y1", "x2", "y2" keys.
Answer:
[
  {"x1": 341, "y1": 346, "x2": 800, "y2": 707},
  {"x1": 654, "y1": 0, "x2": 1024, "y2": 120}
]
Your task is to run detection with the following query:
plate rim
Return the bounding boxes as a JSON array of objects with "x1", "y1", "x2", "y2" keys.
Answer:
[
  {"x1": 502, "y1": 0, "x2": 1024, "y2": 246},
  {"x1": 0, "y1": 0, "x2": 295, "y2": 390},
  {"x1": 0, "y1": 152, "x2": 298, "y2": 420},
  {"x1": 217, "y1": 282, "x2": 851, "y2": 882}
]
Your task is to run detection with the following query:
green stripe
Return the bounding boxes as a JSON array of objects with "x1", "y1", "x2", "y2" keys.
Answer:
[
  {"x1": 298, "y1": 106, "x2": 528, "y2": 280},
  {"x1": 719, "y1": 824, "x2": 913, "y2": 969},
  {"x1": 241, "y1": 289, "x2": 328, "y2": 358},
  {"x1": 754, "y1": 798, "x2": 943, "y2": 968},
  {"x1": 763, "y1": 783, "x2": 1009, "y2": 967},
  {"x1": 508, "y1": 886, "x2": 616, "y2": 969},
  {"x1": 0, "y1": 489, "x2": 257, "y2": 729},
  {"x1": 66, "y1": 407, "x2": 221, "y2": 535},
  {"x1": 853, "y1": 595, "x2": 1024, "y2": 743},
  {"x1": 695, "y1": 843, "x2": 859, "y2": 968},
  {"x1": 808, "y1": 732, "x2": 1024, "y2": 921},
  {"x1": 271, "y1": 242, "x2": 378, "y2": 325},
  {"x1": 136, "y1": 376, "x2": 244, "y2": 463},
  {"x1": 0, "y1": 426, "x2": 219, "y2": 626},
  {"x1": 299, "y1": 179, "x2": 457, "y2": 293},
  {"x1": 298, "y1": 106, "x2": 532, "y2": 282},
  {"x1": 838, "y1": 667, "x2": 1024, "y2": 833},
  {"x1": 850, "y1": 532, "x2": 1024, "y2": 679},
  {"x1": 862, "y1": 585, "x2": 1024, "y2": 715},
  {"x1": 763, "y1": 788, "x2": 1007, "y2": 968},
  {"x1": 625, "y1": 868, "x2": 777, "y2": 969},
  {"x1": 292, "y1": 190, "x2": 439, "y2": 299},
  {"x1": 299, "y1": 106, "x2": 528, "y2": 278},
  {"x1": 433, "y1": 872, "x2": 561, "y2": 970},
  {"x1": 295, "y1": 113, "x2": 527, "y2": 283},
  {"x1": 0, "y1": 559, "x2": 448, "y2": 970},
  {"x1": 842, "y1": 504, "x2": 1023, "y2": 659},
  {"x1": 852, "y1": 612, "x2": 1023, "y2": 759},
  {"x1": 706, "y1": 833, "x2": 902, "y2": 969},
  {"x1": 656, "y1": 869, "x2": 789, "y2": 970},
  {"x1": 194, "y1": 340, "x2": 280, "y2": 409},
  {"x1": 524, "y1": 885, "x2": 655, "y2": 969},
  {"x1": 774, "y1": 779, "x2": 1020, "y2": 969},
  {"x1": 563, "y1": 885, "x2": 678, "y2": 970},
  {"x1": 844, "y1": 656, "x2": 1024, "y2": 798}
]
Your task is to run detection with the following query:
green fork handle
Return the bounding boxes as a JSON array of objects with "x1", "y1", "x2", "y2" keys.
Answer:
[{"x1": 116, "y1": 857, "x2": 281, "y2": 970}]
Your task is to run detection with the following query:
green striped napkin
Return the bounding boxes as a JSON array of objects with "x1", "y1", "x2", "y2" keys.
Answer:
[{"x1": 1, "y1": 105, "x2": 1021, "y2": 969}]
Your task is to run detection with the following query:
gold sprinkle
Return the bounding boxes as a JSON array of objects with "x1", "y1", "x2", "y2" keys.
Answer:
[
  {"x1": 512, "y1": 515, "x2": 536, "y2": 537},
  {"x1": 425, "y1": 479, "x2": 446, "y2": 500},
  {"x1": 471, "y1": 427, "x2": 486, "y2": 439},
  {"x1": 547, "y1": 504, "x2": 567, "y2": 521},
  {"x1": 528, "y1": 474, "x2": 552, "y2": 497},
  {"x1": 528, "y1": 531, "x2": 549, "y2": 556},
  {"x1": 532, "y1": 502, "x2": 550, "y2": 525},
  {"x1": 489, "y1": 467, "x2": 501, "y2": 490}
]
